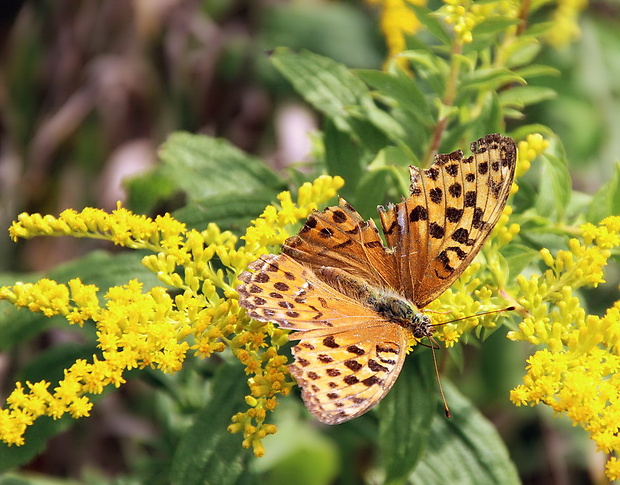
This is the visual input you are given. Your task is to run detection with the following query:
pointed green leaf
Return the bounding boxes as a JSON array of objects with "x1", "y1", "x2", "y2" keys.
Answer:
[
  {"x1": 499, "y1": 86, "x2": 557, "y2": 109},
  {"x1": 355, "y1": 68, "x2": 433, "y2": 126},
  {"x1": 471, "y1": 17, "x2": 521, "y2": 37},
  {"x1": 271, "y1": 49, "x2": 406, "y2": 147},
  {"x1": 514, "y1": 64, "x2": 560, "y2": 80},
  {"x1": 587, "y1": 162, "x2": 620, "y2": 223},
  {"x1": 270, "y1": 48, "x2": 372, "y2": 137},
  {"x1": 502, "y1": 36, "x2": 542, "y2": 68},
  {"x1": 378, "y1": 353, "x2": 435, "y2": 485},
  {"x1": 536, "y1": 154, "x2": 572, "y2": 221},
  {"x1": 409, "y1": 381, "x2": 520, "y2": 484},
  {"x1": 170, "y1": 362, "x2": 251, "y2": 485},
  {"x1": 399, "y1": 51, "x2": 448, "y2": 94},
  {"x1": 502, "y1": 243, "x2": 540, "y2": 280},
  {"x1": 460, "y1": 68, "x2": 525, "y2": 95},
  {"x1": 322, "y1": 119, "x2": 367, "y2": 196},
  {"x1": 411, "y1": 5, "x2": 451, "y2": 46},
  {"x1": 158, "y1": 132, "x2": 284, "y2": 202}
]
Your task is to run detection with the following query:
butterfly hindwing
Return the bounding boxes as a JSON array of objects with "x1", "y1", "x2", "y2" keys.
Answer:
[{"x1": 289, "y1": 324, "x2": 409, "y2": 424}]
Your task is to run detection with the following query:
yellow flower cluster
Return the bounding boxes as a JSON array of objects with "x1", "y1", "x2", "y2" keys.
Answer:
[
  {"x1": 365, "y1": 0, "x2": 426, "y2": 69},
  {"x1": 508, "y1": 216, "x2": 620, "y2": 480},
  {"x1": 439, "y1": 0, "x2": 518, "y2": 45},
  {"x1": 429, "y1": 262, "x2": 504, "y2": 348},
  {"x1": 366, "y1": 0, "x2": 426, "y2": 67},
  {"x1": 516, "y1": 133, "x2": 549, "y2": 179},
  {"x1": 0, "y1": 278, "x2": 187, "y2": 445},
  {"x1": 0, "y1": 175, "x2": 344, "y2": 457},
  {"x1": 545, "y1": 0, "x2": 589, "y2": 47},
  {"x1": 367, "y1": 0, "x2": 587, "y2": 70}
]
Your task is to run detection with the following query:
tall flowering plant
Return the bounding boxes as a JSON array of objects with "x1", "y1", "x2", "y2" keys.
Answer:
[{"x1": 2, "y1": 0, "x2": 616, "y2": 483}]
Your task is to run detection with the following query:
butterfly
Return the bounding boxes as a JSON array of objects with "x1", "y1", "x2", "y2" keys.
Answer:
[{"x1": 237, "y1": 134, "x2": 517, "y2": 424}]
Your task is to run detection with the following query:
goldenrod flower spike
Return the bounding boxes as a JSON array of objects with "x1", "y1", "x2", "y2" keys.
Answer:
[
  {"x1": 546, "y1": 0, "x2": 589, "y2": 47},
  {"x1": 440, "y1": 0, "x2": 518, "y2": 45},
  {"x1": 366, "y1": 0, "x2": 426, "y2": 69},
  {"x1": 509, "y1": 216, "x2": 620, "y2": 481},
  {"x1": 0, "y1": 175, "x2": 344, "y2": 457}
]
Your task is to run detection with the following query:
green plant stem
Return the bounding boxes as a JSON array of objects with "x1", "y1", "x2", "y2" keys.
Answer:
[
  {"x1": 423, "y1": 42, "x2": 463, "y2": 167},
  {"x1": 517, "y1": 0, "x2": 531, "y2": 36}
]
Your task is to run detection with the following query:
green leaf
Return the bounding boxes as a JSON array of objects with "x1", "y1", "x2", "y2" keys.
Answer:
[
  {"x1": 409, "y1": 381, "x2": 520, "y2": 484},
  {"x1": 125, "y1": 169, "x2": 177, "y2": 215},
  {"x1": 464, "y1": 92, "x2": 503, "y2": 137},
  {"x1": 514, "y1": 64, "x2": 560, "y2": 80},
  {"x1": 322, "y1": 119, "x2": 367, "y2": 196},
  {"x1": 499, "y1": 86, "x2": 557, "y2": 109},
  {"x1": 354, "y1": 168, "x2": 393, "y2": 217},
  {"x1": 502, "y1": 36, "x2": 542, "y2": 68},
  {"x1": 260, "y1": 3, "x2": 383, "y2": 68},
  {"x1": 173, "y1": 192, "x2": 279, "y2": 234},
  {"x1": 270, "y1": 48, "x2": 373, "y2": 138},
  {"x1": 355, "y1": 68, "x2": 433, "y2": 126},
  {"x1": 460, "y1": 68, "x2": 525, "y2": 95},
  {"x1": 0, "y1": 309, "x2": 60, "y2": 354},
  {"x1": 465, "y1": 18, "x2": 521, "y2": 53},
  {"x1": 536, "y1": 154, "x2": 572, "y2": 221},
  {"x1": 158, "y1": 132, "x2": 284, "y2": 202},
  {"x1": 502, "y1": 243, "x2": 540, "y2": 280},
  {"x1": 411, "y1": 5, "x2": 451, "y2": 46},
  {"x1": 357, "y1": 97, "x2": 408, "y2": 142},
  {"x1": 587, "y1": 162, "x2": 620, "y2": 223},
  {"x1": 399, "y1": 50, "x2": 449, "y2": 95},
  {"x1": 471, "y1": 17, "x2": 521, "y2": 37},
  {"x1": 378, "y1": 353, "x2": 435, "y2": 485},
  {"x1": 271, "y1": 48, "x2": 407, "y2": 149},
  {"x1": 169, "y1": 362, "x2": 251, "y2": 485}
]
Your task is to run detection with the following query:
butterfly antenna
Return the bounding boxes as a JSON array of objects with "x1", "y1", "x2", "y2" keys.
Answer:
[
  {"x1": 432, "y1": 306, "x2": 515, "y2": 328},
  {"x1": 429, "y1": 337, "x2": 450, "y2": 418},
  {"x1": 428, "y1": 307, "x2": 515, "y2": 419}
]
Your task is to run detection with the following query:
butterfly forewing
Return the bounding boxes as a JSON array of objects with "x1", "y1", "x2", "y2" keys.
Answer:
[
  {"x1": 378, "y1": 134, "x2": 516, "y2": 307},
  {"x1": 282, "y1": 199, "x2": 399, "y2": 291},
  {"x1": 239, "y1": 254, "x2": 386, "y2": 331}
]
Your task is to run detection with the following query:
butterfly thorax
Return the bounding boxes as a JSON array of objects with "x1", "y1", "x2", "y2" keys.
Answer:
[{"x1": 315, "y1": 265, "x2": 433, "y2": 341}]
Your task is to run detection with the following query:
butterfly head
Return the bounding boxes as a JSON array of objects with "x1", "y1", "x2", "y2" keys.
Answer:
[{"x1": 411, "y1": 313, "x2": 433, "y2": 340}]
